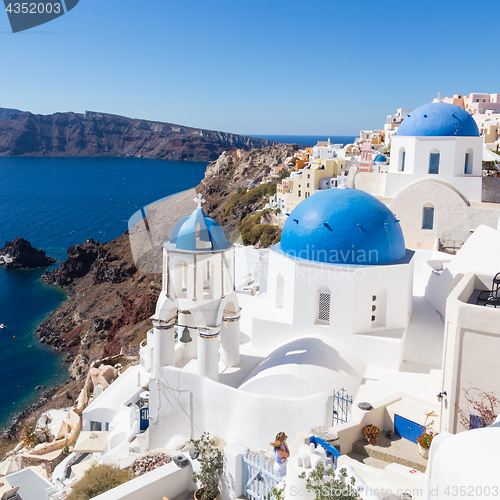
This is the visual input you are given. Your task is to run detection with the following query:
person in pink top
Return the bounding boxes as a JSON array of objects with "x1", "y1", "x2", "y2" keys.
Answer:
[{"x1": 270, "y1": 432, "x2": 289, "y2": 478}]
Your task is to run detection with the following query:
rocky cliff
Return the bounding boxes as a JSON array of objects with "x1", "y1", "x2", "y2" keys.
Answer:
[
  {"x1": 0, "y1": 109, "x2": 276, "y2": 162},
  {"x1": 0, "y1": 237, "x2": 56, "y2": 269},
  {"x1": 198, "y1": 143, "x2": 296, "y2": 230},
  {"x1": 0, "y1": 108, "x2": 22, "y2": 120},
  {"x1": 39, "y1": 235, "x2": 159, "y2": 377}
]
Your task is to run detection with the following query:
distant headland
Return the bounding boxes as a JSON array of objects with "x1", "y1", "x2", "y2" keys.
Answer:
[{"x1": 0, "y1": 108, "x2": 277, "y2": 161}]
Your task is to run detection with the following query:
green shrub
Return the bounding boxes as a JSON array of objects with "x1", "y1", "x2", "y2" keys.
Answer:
[
  {"x1": 222, "y1": 184, "x2": 277, "y2": 217},
  {"x1": 190, "y1": 432, "x2": 223, "y2": 500},
  {"x1": 299, "y1": 463, "x2": 361, "y2": 500},
  {"x1": 278, "y1": 169, "x2": 291, "y2": 181},
  {"x1": 67, "y1": 464, "x2": 134, "y2": 500}
]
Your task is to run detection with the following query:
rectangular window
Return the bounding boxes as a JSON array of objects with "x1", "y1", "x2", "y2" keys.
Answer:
[
  {"x1": 401, "y1": 151, "x2": 406, "y2": 171},
  {"x1": 422, "y1": 207, "x2": 434, "y2": 230},
  {"x1": 429, "y1": 153, "x2": 440, "y2": 174},
  {"x1": 464, "y1": 153, "x2": 470, "y2": 174},
  {"x1": 307, "y1": 183, "x2": 310, "y2": 188},
  {"x1": 318, "y1": 292, "x2": 330, "y2": 323},
  {"x1": 298, "y1": 190, "x2": 301, "y2": 197},
  {"x1": 90, "y1": 421, "x2": 102, "y2": 431}
]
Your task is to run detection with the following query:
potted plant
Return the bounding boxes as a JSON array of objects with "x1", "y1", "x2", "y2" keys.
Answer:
[
  {"x1": 363, "y1": 424, "x2": 379, "y2": 445},
  {"x1": 189, "y1": 432, "x2": 224, "y2": 500},
  {"x1": 417, "y1": 411, "x2": 437, "y2": 459}
]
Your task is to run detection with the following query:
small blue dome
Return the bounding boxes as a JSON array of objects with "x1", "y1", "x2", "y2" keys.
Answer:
[
  {"x1": 397, "y1": 102, "x2": 479, "y2": 137},
  {"x1": 169, "y1": 208, "x2": 230, "y2": 252},
  {"x1": 279, "y1": 189, "x2": 406, "y2": 265},
  {"x1": 373, "y1": 154, "x2": 387, "y2": 163}
]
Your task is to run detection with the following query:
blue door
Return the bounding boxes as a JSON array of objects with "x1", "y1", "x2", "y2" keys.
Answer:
[
  {"x1": 394, "y1": 415, "x2": 422, "y2": 443},
  {"x1": 140, "y1": 407, "x2": 149, "y2": 431}
]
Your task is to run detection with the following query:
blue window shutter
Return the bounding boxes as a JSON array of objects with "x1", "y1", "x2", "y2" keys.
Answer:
[
  {"x1": 422, "y1": 207, "x2": 434, "y2": 230},
  {"x1": 429, "y1": 153, "x2": 440, "y2": 174}
]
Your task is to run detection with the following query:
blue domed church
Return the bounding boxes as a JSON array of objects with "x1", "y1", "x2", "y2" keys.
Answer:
[
  {"x1": 386, "y1": 101, "x2": 483, "y2": 202},
  {"x1": 377, "y1": 101, "x2": 499, "y2": 251},
  {"x1": 251, "y1": 188, "x2": 414, "y2": 370}
]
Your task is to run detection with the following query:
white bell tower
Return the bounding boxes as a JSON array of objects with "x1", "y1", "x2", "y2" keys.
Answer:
[{"x1": 151, "y1": 194, "x2": 240, "y2": 381}]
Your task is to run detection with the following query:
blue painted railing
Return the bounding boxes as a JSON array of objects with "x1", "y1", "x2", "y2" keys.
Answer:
[{"x1": 309, "y1": 435, "x2": 341, "y2": 468}]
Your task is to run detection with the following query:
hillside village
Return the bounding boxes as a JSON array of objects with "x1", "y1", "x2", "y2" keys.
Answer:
[{"x1": 1, "y1": 93, "x2": 500, "y2": 500}]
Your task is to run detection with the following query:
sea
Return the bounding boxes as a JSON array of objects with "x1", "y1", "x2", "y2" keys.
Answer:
[
  {"x1": 0, "y1": 135, "x2": 356, "y2": 431},
  {"x1": 0, "y1": 156, "x2": 208, "y2": 430}
]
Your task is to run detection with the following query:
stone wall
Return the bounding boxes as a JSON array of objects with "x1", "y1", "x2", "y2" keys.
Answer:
[
  {"x1": 21, "y1": 449, "x2": 65, "y2": 476},
  {"x1": 482, "y1": 177, "x2": 500, "y2": 203}
]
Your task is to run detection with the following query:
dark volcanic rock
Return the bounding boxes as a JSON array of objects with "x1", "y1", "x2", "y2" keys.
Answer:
[
  {"x1": 0, "y1": 237, "x2": 56, "y2": 269},
  {"x1": 42, "y1": 238, "x2": 135, "y2": 287},
  {"x1": 37, "y1": 234, "x2": 161, "y2": 378},
  {"x1": 0, "y1": 108, "x2": 277, "y2": 162}
]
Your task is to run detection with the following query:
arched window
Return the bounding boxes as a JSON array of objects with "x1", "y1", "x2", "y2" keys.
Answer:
[
  {"x1": 429, "y1": 150, "x2": 440, "y2": 174},
  {"x1": 173, "y1": 261, "x2": 188, "y2": 298},
  {"x1": 371, "y1": 288, "x2": 387, "y2": 328},
  {"x1": 422, "y1": 203, "x2": 434, "y2": 230},
  {"x1": 464, "y1": 149, "x2": 473, "y2": 174},
  {"x1": 203, "y1": 261, "x2": 213, "y2": 299},
  {"x1": 399, "y1": 147, "x2": 406, "y2": 172},
  {"x1": 276, "y1": 274, "x2": 284, "y2": 309},
  {"x1": 316, "y1": 286, "x2": 331, "y2": 325}
]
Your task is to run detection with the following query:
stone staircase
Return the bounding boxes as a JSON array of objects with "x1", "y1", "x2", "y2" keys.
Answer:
[{"x1": 348, "y1": 434, "x2": 428, "y2": 473}]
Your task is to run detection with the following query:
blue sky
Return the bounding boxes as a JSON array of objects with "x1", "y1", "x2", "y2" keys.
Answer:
[{"x1": 1, "y1": 0, "x2": 499, "y2": 135}]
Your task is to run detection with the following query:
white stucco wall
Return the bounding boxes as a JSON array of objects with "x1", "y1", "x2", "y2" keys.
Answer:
[
  {"x1": 440, "y1": 272, "x2": 500, "y2": 433},
  {"x1": 423, "y1": 225, "x2": 500, "y2": 315},
  {"x1": 387, "y1": 136, "x2": 483, "y2": 202},
  {"x1": 353, "y1": 172, "x2": 387, "y2": 196},
  {"x1": 83, "y1": 365, "x2": 149, "y2": 434},
  {"x1": 389, "y1": 179, "x2": 500, "y2": 251},
  {"x1": 147, "y1": 365, "x2": 332, "y2": 451},
  {"x1": 254, "y1": 249, "x2": 414, "y2": 370},
  {"x1": 425, "y1": 423, "x2": 500, "y2": 499}
]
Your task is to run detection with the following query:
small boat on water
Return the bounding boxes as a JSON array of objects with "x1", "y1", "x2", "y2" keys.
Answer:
[{"x1": 0, "y1": 324, "x2": 6, "y2": 329}]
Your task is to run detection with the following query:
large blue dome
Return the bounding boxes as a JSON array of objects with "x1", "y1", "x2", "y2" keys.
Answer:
[
  {"x1": 279, "y1": 189, "x2": 406, "y2": 265},
  {"x1": 397, "y1": 102, "x2": 479, "y2": 137}
]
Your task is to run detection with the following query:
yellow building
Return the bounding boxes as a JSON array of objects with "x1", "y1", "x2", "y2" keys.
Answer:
[
  {"x1": 277, "y1": 178, "x2": 294, "y2": 194},
  {"x1": 482, "y1": 123, "x2": 499, "y2": 143},
  {"x1": 284, "y1": 158, "x2": 347, "y2": 212}
]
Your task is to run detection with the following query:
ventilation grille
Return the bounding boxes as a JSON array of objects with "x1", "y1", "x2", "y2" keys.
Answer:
[{"x1": 318, "y1": 292, "x2": 330, "y2": 322}]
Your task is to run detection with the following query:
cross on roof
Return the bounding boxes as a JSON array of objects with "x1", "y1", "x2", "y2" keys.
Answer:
[{"x1": 194, "y1": 192, "x2": 206, "y2": 209}]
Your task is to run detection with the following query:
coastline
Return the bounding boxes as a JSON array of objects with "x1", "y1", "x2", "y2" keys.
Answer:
[{"x1": 0, "y1": 156, "x2": 209, "y2": 445}]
